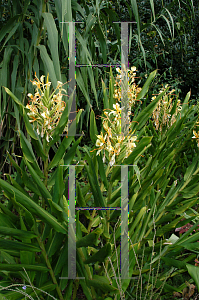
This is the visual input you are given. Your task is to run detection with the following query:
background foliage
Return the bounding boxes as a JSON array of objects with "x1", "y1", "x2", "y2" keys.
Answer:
[{"x1": 0, "y1": 0, "x2": 199, "y2": 299}]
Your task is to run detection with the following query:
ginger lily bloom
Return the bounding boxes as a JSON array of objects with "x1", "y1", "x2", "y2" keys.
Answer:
[{"x1": 25, "y1": 74, "x2": 69, "y2": 142}]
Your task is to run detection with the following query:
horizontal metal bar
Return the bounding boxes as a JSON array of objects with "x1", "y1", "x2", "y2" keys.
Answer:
[
  {"x1": 75, "y1": 207, "x2": 122, "y2": 210},
  {"x1": 112, "y1": 21, "x2": 137, "y2": 23},
  {"x1": 75, "y1": 64, "x2": 121, "y2": 67}
]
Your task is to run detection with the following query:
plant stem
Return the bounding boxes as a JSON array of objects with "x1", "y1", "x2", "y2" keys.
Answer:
[
  {"x1": 43, "y1": 138, "x2": 49, "y2": 208},
  {"x1": 87, "y1": 209, "x2": 97, "y2": 233},
  {"x1": 35, "y1": 231, "x2": 64, "y2": 300}
]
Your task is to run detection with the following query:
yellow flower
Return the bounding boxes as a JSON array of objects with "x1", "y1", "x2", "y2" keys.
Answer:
[
  {"x1": 106, "y1": 141, "x2": 114, "y2": 154},
  {"x1": 117, "y1": 135, "x2": 124, "y2": 143},
  {"x1": 27, "y1": 93, "x2": 33, "y2": 99},
  {"x1": 103, "y1": 120, "x2": 109, "y2": 131},
  {"x1": 96, "y1": 132, "x2": 107, "y2": 144},
  {"x1": 131, "y1": 66, "x2": 136, "y2": 72},
  {"x1": 96, "y1": 148, "x2": 103, "y2": 156},
  {"x1": 130, "y1": 136, "x2": 137, "y2": 143},
  {"x1": 40, "y1": 75, "x2": 45, "y2": 83},
  {"x1": 109, "y1": 153, "x2": 116, "y2": 166},
  {"x1": 96, "y1": 139, "x2": 104, "y2": 147},
  {"x1": 107, "y1": 127, "x2": 112, "y2": 138},
  {"x1": 192, "y1": 130, "x2": 199, "y2": 139}
]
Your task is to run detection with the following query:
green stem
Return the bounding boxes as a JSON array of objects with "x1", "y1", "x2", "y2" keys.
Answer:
[
  {"x1": 35, "y1": 230, "x2": 64, "y2": 300},
  {"x1": 43, "y1": 138, "x2": 49, "y2": 208},
  {"x1": 87, "y1": 209, "x2": 97, "y2": 234}
]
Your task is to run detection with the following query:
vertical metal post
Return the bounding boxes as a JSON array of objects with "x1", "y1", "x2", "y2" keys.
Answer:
[
  {"x1": 68, "y1": 165, "x2": 76, "y2": 279},
  {"x1": 121, "y1": 165, "x2": 129, "y2": 279},
  {"x1": 121, "y1": 22, "x2": 130, "y2": 137},
  {"x1": 68, "y1": 22, "x2": 76, "y2": 137}
]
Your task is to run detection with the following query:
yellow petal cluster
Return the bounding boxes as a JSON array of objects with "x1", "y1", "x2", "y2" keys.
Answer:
[
  {"x1": 94, "y1": 103, "x2": 137, "y2": 167},
  {"x1": 26, "y1": 74, "x2": 69, "y2": 142},
  {"x1": 151, "y1": 85, "x2": 182, "y2": 132},
  {"x1": 192, "y1": 128, "x2": 199, "y2": 147}
]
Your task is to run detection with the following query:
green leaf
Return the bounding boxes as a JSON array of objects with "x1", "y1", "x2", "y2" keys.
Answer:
[
  {"x1": 0, "y1": 212, "x2": 15, "y2": 228},
  {"x1": 95, "y1": 23, "x2": 107, "y2": 64},
  {"x1": 181, "y1": 242, "x2": 199, "y2": 251},
  {"x1": 83, "y1": 149, "x2": 106, "y2": 216},
  {"x1": 137, "y1": 70, "x2": 157, "y2": 100},
  {"x1": 102, "y1": 79, "x2": 109, "y2": 110},
  {"x1": 76, "y1": 68, "x2": 92, "y2": 108},
  {"x1": 48, "y1": 136, "x2": 80, "y2": 170},
  {"x1": 111, "y1": 136, "x2": 152, "y2": 183},
  {"x1": 0, "y1": 264, "x2": 48, "y2": 272},
  {"x1": 162, "y1": 257, "x2": 186, "y2": 268},
  {"x1": 87, "y1": 275, "x2": 119, "y2": 292},
  {"x1": 129, "y1": 206, "x2": 147, "y2": 237},
  {"x1": 18, "y1": 130, "x2": 45, "y2": 179},
  {"x1": 90, "y1": 109, "x2": 98, "y2": 144},
  {"x1": 23, "y1": 107, "x2": 38, "y2": 140},
  {"x1": 31, "y1": 136, "x2": 48, "y2": 161},
  {"x1": 42, "y1": 13, "x2": 61, "y2": 81},
  {"x1": 0, "y1": 15, "x2": 20, "y2": 44},
  {"x1": 6, "y1": 152, "x2": 42, "y2": 197},
  {"x1": 133, "y1": 164, "x2": 141, "y2": 187},
  {"x1": 186, "y1": 264, "x2": 199, "y2": 291},
  {"x1": 25, "y1": 160, "x2": 52, "y2": 202},
  {"x1": 0, "y1": 240, "x2": 40, "y2": 252},
  {"x1": 76, "y1": 181, "x2": 91, "y2": 220},
  {"x1": 181, "y1": 183, "x2": 199, "y2": 198},
  {"x1": 97, "y1": 152, "x2": 109, "y2": 191},
  {"x1": 37, "y1": 45, "x2": 58, "y2": 89},
  {"x1": 52, "y1": 162, "x2": 64, "y2": 204},
  {"x1": 47, "y1": 232, "x2": 64, "y2": 258},
  {"x1": 54, "y1": 241, "x2": 68, "y2": 276},
  {"x1": 184, "y1": 156, "x2": 198, "y2": 182},
  {"x1": 63, "y1": 134, "x2": 84, "y2": 166},
  {"x1": 0, "y1": 227, "x2": 36, "y2": 239},
  {"x1": 0, "y1": 202, "x2": 18, "y2": 223},
  {"x1": 3, "y1": 87, "x2": 25, "y2": 109},
  {"x1": 84, "y1": 243, "x2": 112, "y2": 264},
  {"x1": 77, "y1": 227, "x2": 103, "y2": 248},
  {"x1": 155, "y1": 216, "x2": 182, "y2": 236},
  {"x1": 0, "y1": 179, "x2": 67, "y2": 234}
]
